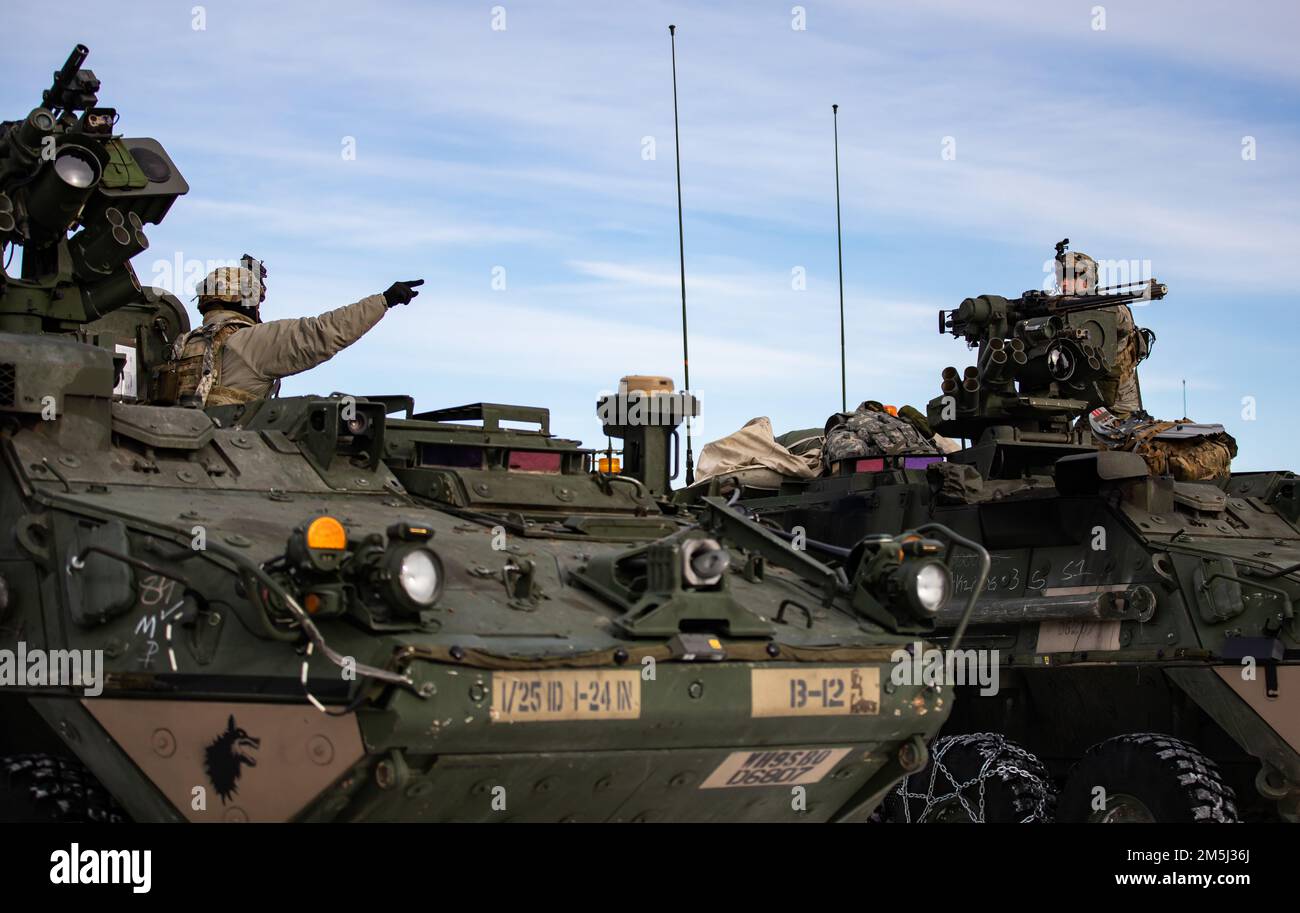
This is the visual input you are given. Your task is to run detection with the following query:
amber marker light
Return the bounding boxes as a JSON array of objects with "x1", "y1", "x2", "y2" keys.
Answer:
[{"x1": 306, "y1": 516, "x2": 347, "y2": 551}]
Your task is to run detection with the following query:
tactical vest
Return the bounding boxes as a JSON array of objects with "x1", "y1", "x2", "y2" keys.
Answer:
[
  {"x1": 1095, "y1": 305, "x2": 1150, "y2": 417},
  {"x1": 167, "y1": 315, "x2": 259, "y2": 407},
  {"x1": 822, "y1": 401, "x2": 939, "y2": 469}
]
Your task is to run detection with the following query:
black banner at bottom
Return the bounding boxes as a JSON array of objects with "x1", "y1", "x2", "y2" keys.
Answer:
[{"x1": 0, "y1": 823, "x2": 1276, "y2": 898}]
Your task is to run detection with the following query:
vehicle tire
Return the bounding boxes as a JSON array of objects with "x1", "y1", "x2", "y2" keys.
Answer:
[
  {"x1": 1058, "y1": 733, "x2": 1239, "y2": 823},
  {"x1": 881, "y1": 732, "x2": 1056, "y2": 823},
  {"x1": 0, "y1": 753, "x2": 126, "y2": 823}
]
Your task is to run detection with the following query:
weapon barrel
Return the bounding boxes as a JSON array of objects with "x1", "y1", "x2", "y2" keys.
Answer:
[
  {"x1": 54, "y1": 45, "x2": 89, "y2": 86},
  {"x1": 44, "y1": 44, "x2": 89, "y2": 111},
  {"x1": 1047, "y1": 279, "x2": 1168, "y2": 315}
]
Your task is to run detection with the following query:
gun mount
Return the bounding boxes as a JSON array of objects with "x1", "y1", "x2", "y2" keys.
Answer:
[
  {"x1": 0, "y1": 44, "x2": 192, "y2": 402},
  {"x1": 0, "y1": 44, "x2": 190, "y2": 329},
  {"x1": 927, "y1": 258, "x2": 1166, "y2": 452}
]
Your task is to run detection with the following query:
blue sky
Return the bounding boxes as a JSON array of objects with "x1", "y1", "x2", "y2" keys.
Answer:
[{"x1": 4, "y1": 1, "x2": 1297, "y2": 469}]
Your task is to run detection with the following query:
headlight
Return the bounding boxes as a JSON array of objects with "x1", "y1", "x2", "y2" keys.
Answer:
[
  {"x1": 385, "y1": 545, "x2": 443, "y2": 614},
  {"x1": 399, "y1": 549, "x2": 439, "y2": 604},
  {"x1": 903, "y1": 559, "x2": 951, "y2": 618}
]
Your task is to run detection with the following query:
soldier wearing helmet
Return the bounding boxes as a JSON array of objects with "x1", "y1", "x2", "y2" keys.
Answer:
[
  {"x1": 166, "y1": 258, "x2": 423, "y2": 408},
  {"x1": 1055, "y1": 248, "x2": 1146, "y2": 417}
]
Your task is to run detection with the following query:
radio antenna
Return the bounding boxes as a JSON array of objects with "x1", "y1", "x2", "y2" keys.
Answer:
[
  {"x1": 668, "y1": 24, "x2": 695, "y2": 484},
  {"x1": 833, "y1": 103, "x2": 846, "y2": 412}
]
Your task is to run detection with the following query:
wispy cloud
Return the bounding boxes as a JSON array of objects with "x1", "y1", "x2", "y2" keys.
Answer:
[
  {"x1": 183, "y1": 198, "x2": 557, "y2": 249},
  {"x1": 2, "y1": 0, "x2": 1294, "y2": 467}
]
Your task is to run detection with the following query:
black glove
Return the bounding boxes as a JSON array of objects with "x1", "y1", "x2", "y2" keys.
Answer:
[{"x1": 383, "y1": 279, "x2": 424, "y2": 308}]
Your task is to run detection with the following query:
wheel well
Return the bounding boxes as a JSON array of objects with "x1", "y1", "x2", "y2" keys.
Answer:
[
  {"x1": 942, "y1": 666, "x2": 1275, "y2": 819},
  {"x1": 0, "y1": 695, "x2": 77, "y2": 759}
]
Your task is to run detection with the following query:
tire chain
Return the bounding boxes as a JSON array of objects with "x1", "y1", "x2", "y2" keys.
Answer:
[{"x1": 894, "y1": 732, "x2": 1056, "y2": 823}]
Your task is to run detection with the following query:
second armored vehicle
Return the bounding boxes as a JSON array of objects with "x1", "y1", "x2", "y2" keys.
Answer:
[{"x1": 710, "y1": 250, "x2": 1300, "y2": 822}]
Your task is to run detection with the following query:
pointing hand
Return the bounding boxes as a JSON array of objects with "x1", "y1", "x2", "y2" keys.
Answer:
[{"x1": 383, "y1": 279, "x2": 424, "y2": 308}]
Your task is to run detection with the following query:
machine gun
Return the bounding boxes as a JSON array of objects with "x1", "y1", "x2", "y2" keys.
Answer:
[
  {"x1": 927, "y1": 243, "x2": 1167, "y2": 452},
  {"x1": 940, "y1": 278, "x2": 1167, "y2": 343},
  {"x1": 0, "y1": 44, "x2": 189, "y2": 333}
]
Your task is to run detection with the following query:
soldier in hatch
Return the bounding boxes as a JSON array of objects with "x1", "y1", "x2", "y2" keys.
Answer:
[
  {"x1": 1057, "y1": 248, "x2": 1237, "y2": 480},
  {"x1": 1056, "y1": 249, "x2": 1146, "y2": 418},
  {"x1": 168, "y1": 259, "x2": 423, "y2": 408}
]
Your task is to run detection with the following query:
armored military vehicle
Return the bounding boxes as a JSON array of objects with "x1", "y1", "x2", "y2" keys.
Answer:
[
  {"x1": 0, "y1": 46, "x2": 972, "y2": 822},
  {"x1": 717, "y1": 251, "x2": 1300, "y2": 822}
]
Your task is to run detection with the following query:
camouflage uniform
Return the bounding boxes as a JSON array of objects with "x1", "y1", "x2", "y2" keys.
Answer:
[
  {"x1": 1106, "y1": 304, "x2": 1144, "y2": 417},
  {"x1": 1060, "y1": 251, "x2": 1143, "y2": 417},
  {"x1": 1061, "y1": 252, "x2": 1231, "y2": 479},
  {"x1": 822, "y1": 401, "x2": 938, "y2": 470},
  {"x1": 171, "y1": 266, "x2": 388, "y2": 407}
]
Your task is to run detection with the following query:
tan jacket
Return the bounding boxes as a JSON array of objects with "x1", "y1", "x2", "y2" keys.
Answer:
[{"x1": 203, "y1": 294, "x2": 388, "y2": 400}]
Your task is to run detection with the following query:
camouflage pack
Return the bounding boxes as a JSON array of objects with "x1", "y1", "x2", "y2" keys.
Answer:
[
  {"x1": 1089, "y1": 407, "x2": 1237, "y2": 481},
  {"x1": 823, "y1": 401, "x2": 939, "y2": 469}
]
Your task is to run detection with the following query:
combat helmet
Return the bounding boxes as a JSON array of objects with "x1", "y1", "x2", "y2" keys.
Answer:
[
  {"x1": 1055, "y1": 247, "x2": 1097, "y2": 295},
  {"x1": 196, "y1": 255, "x2": 267, "y2": 320}
]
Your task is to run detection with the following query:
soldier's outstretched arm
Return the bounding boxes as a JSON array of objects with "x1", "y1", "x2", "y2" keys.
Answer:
[{"x1": 222, "y1": 280, "x2": 423, "y2": 382}]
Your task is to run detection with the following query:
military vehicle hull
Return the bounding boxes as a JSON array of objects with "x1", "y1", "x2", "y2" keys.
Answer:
[
  {"x1": 731, "y1": 453, "x2": 1300, "y2": 821},
  {"x1": 0, "y1": 44, "x2": 970, "y2": 824},
  {"x1": 0, "y1": 384, "x2": 951, "y2": 821}
]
